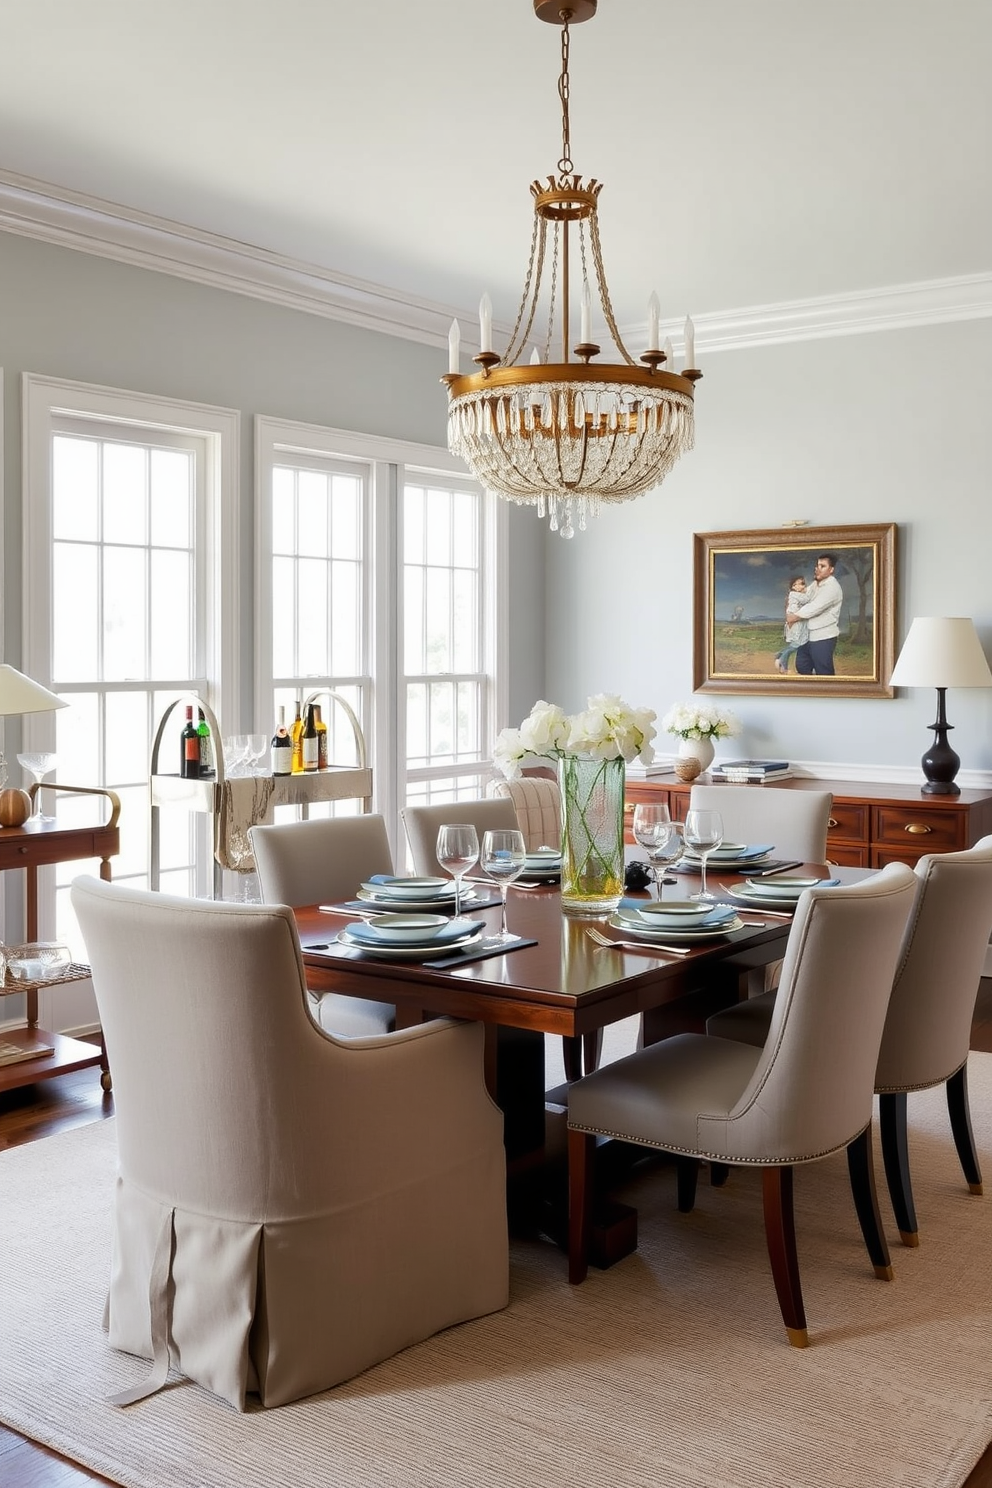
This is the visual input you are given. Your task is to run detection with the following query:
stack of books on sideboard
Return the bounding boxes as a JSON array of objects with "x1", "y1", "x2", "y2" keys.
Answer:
[{"x1": 709, "y1": 759, "x2": 793, "y2": 784}]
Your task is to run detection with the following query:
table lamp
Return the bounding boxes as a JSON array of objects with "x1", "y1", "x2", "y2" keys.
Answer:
[
  {"x1": 0, "y1": 664, "x2": 68, "y2": 788},
  {"x1": 889, "y1": 617, "x2": 992, "y2": 795}
]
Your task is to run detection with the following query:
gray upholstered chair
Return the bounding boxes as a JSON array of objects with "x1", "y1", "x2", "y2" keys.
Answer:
[
  {"x1": 486, "y1": 776, "x2": 562, "y2": 850},
  {"x1": 688, "y1": 783, "x2": 834, "y2": 864},
  {"x1": 568, "y1": 864, "x2": 917, "y2": 1347},
  {"x1": 400, "y1": 798, "x2": 519, "y2": 876},
  {"x1": 249, "y1": 814, "x2": 396, "y2": 1037},
  {"x1": 71, "y1": 874, "x2": 508, "y2": 1410},
  {"x1": 707, "y1": 836, "x2": 992, "y2": 1245}
]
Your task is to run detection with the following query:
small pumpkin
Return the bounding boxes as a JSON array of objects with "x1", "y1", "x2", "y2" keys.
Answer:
[{"x1": 0, "y1": 788, "x2": 32, "y2": 828}]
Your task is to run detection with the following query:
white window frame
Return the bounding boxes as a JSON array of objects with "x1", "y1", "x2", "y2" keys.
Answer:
[{"x1": 254, "y1": 416, "x2": 507, "y2": 848}]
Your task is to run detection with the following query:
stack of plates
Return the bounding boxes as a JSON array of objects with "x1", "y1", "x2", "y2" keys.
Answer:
[
  {"x1": 731, "y1": 875, "x2": 839, "y2": 909},
  {"x1": 520, "y1": 847, "x2": 562, "y2": 882},
  {"x1": 355, "y1": 875, "x2": 478, "y2": 912},
  {"x1": 682, "y1": 843, "x2": 775, "y2": 870},
  {"x1": 338, "y1": 914, "x2": 485, "y2": 960},
  {"x1": 610, "y1": 901, "x2": 743, "y2": 942}
]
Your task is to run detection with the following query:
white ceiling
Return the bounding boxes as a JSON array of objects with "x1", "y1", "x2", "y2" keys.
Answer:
[{"x1": 1, "y1": 0, "x2": 990, "y2": 341}]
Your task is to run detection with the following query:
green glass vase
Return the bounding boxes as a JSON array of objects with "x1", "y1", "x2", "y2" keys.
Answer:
[{"x1": 558, "y1": 754, "x2": 626, "y2": 916}]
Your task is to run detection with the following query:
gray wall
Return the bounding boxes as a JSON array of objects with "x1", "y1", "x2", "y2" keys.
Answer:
[
  {"x1": 0, "y1": 230, "x2": 546, "y2": 727},
  {"x1": 544, "y1": 316, "x2": 992, "y2": 776}
]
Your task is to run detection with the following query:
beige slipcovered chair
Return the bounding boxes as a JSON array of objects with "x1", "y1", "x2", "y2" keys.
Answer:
[
  {"x1": 486, "y1": 776, "x2": 562, "y2": 850},
  {"x1": 400, "y1": 798, "x2": 519, "y2": 876},
  {"x1": 707, "y1": 836, "x2": 992, "y2": 1245},
  {"x1": 71, "y1": 875, "x2": 508, "y2": 1411},
  {"x1": 688, "y1": 783, "x2": 834, "y2": 863},
  {"x1": 249, "y1": 814, "x2": 396, "y2": 1037},
  {"x1": 568, "y1": 864, "x2": 917, "y2": 1346}
]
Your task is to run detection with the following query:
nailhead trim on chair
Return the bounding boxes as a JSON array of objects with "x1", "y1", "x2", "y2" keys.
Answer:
[{"x1": 564, "y1": 1119, "x2": 869, "y2": 1168}]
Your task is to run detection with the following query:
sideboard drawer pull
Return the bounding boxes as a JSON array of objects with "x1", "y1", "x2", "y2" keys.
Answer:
[
  {"x1": 904, "y1": 823, "x2": 932, "y2": 834},
  {"x1": 828, "y1": 817, "x2": 839, "y2": 829}
]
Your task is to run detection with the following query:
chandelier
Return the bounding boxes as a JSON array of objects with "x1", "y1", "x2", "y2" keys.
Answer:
[{"x1": 442, "y1": 0, "x2": 701, "y2": 539}]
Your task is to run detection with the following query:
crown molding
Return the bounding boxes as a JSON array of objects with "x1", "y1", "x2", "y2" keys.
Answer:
[{"x1": 1, "y1": 169, "x2": 990, "y2": 354}]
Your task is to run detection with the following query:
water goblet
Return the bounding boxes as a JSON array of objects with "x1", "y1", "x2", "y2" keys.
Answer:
[
  {"x1": 631, "y1": 802, "x2": 675, "y2": 901},
  {"x1": 17, "y1": 752, "x2": 58, "y2": 823},
  {"x1": 480, "y1": 828, "x2": 527, "y2": 943},
  {"x1": 223, "y1": 735, "x2": 249, "y2": 778},
  {"x1": 245, "y1": 734, "x2": 268, "y2": 775},
  {"x1": 436, "y1": 823, "x2": 479, "y2": 917},
  {"x1": 649, "y1": 821, "x2": 685, "y2": 900},
  {"x1": 683, "y1": 809, "x2": 724, "y2": 902}
]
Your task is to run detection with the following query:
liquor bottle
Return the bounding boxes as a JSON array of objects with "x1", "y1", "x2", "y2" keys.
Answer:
[
  {"x1": 301, "y1": 703, "x2": 319, "y2": 773},
  {"x1": 197, "y1": 709, "x2": 215, "y2": 778},
  {"x1": 291, "y1": 700, "x2": 304, "y2": 774},
  {"x1": 270, "y1": 705, "x2": 292, "y2": 775},
  {"x1": 314, "y1": 704, "x2": 328, "y2": 770},
  {"x1": 180, "y1": 705, "x2": 200, "y2": 779}
]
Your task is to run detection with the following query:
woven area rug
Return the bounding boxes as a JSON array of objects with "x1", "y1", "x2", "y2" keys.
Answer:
[{"x1": 2, "y1": 1056, "x2": 992, "y2": 1488}]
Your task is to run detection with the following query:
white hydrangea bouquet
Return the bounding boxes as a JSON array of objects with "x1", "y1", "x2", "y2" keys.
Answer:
[
  {"x1": 493, "y1": 694, "x2": 657, "y2": 778},
  {"x1": 661, "y1": 700, "x2": 741, "y2": 742},
  {"x1": 494, "y1": 696, "x2": 657, "y2": 913}
]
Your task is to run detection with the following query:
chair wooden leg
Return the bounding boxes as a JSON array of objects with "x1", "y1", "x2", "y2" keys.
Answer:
[
  {"x1": 568, "y1": 1128, "x2": 595, "y2": 1284},
  {"x1": 676, "y1": 1156, "x2": 700, "y2": 1213},
  {"x1": 846, "y1": 1125, "x2": 893, "y2": 1279},
  {"x1": 710, "y1": 1162, "x2": 730, "y2": 1187},
  {"x1": 947, "y1": 1065, "x2": 983, "y2": 1193},
  {"x1": 761, "y1": 1165, "x2": 808, "y2": 1347},
  {"x1": 880, "y1": 1091, "x2": 918, "y2": 1246}
]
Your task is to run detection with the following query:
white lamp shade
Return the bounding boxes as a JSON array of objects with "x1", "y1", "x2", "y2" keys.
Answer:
[
  {"x1": 0, "y1": 664, "x2": 68, "y2": 715},
  {"x1": 889, "y1": 617, "x2": 992, "y2": 689}
]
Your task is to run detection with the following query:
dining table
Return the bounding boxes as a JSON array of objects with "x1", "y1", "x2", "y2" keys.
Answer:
[{"x1": 295, "y1": 861, "x2": 857, "y2": 1263}]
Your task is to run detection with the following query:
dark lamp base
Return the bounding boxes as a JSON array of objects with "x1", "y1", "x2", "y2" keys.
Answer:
[
  {"x1": 921, "y1": 779, "x2": 961, "y2": 796},
  {"x1": 919, "y1": 688, "x2": 961, "y2": 796}
]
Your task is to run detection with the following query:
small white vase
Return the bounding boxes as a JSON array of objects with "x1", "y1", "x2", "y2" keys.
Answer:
[{"x1": 676, "y1": 736, "x2": 715, "y2": 774}]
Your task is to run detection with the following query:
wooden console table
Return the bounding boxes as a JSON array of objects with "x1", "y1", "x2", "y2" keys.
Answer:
[
  {"x1": 0, "y1": 783, "x2": 120, "y2": 1094},
  {"x1": 623, "y1": 775, "x2": 992, "y2": 868}
]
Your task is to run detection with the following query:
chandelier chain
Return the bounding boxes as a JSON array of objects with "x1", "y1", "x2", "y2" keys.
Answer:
[
  {"x1": 558, "y1": 14, "x2": 573, "y2": 176},
  {"x1": 545, "y1": 224, "x2": 560, "y2": 361},
  {"x1": 503, "y1": 212, "x2": 544, "y2": 366},
  {"x1": 589, "y1": 213, "x2": 636, "y2": 366}
]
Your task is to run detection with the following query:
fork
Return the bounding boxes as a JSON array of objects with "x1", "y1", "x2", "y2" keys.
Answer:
[{"x1": 585, "y1": 927, "x2": 692, "y2": 956}]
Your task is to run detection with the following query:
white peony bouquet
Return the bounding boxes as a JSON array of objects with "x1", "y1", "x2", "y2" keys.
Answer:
[
  {"x1": 494, "y1": 694, "x2": 657, "y2": 779},
  {"x1": 661, "y1": 700, "x2": 741, "y2": 742}
]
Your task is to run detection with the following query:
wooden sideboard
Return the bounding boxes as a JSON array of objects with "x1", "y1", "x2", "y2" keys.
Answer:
[{"x1": 623, "y1": 775, "x2": 992, "y2": 868}]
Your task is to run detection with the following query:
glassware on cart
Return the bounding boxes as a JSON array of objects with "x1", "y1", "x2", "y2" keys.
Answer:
[
  {"x1": 436, "y1": 823, "x2": 480, "y2": 917},
  {"x1": 480, "y1": 828, "x2": 527, "y2": 943},
  {"x1": 5, "y1": 941, "x2": 71, "y2": 981},
  {"x1": 16, "y1": 752, "x2": 58, "y2": 823}
]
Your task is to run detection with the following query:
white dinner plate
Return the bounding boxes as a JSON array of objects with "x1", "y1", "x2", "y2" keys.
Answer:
[
  {"x1": 359, "y1": 876, "x2": 452, "y2": 899},
  {"x1": 608, "y1": 912, "x2": 744, "y2": 943},
  {"x1": 337, "y1": 926, "x2": 484, "y2": 959},
  {"x1": 355, "y1": 886, "x2": 480, "y2": 911},
  {"x1": 683, "y1": 844, "x2": 775, "y2": 866},
  {"x1": 730, "y1": 885, "x2": 804, "y2": 909}
]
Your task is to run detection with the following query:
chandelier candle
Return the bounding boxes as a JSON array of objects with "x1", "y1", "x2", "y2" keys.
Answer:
[{"x1": 442, "y1": 2, "x2": 701, "y2": 539}]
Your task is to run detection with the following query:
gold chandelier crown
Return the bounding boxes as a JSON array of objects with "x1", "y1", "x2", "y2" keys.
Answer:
[{"x1": 442, "y1": 2, "x2": 701, "y2": 538}]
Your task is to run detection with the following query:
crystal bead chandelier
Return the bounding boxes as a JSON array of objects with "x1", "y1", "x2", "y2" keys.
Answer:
[{"x1": 442, "y1": 0, "x2": 701, "y2": 539}]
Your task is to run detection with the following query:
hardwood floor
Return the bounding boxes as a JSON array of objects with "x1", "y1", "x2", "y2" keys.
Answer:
[{"x1": 3, "y1": 989, "x2": 992, "y2": 1487}]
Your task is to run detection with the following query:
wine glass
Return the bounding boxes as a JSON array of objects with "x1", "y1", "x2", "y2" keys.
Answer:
[
  {"x1": 631, "y1": 803, "x2": 676, "y2": 900},
  {"x1": 683, "y1": 809, "x2": 724, "y2": 902},
  {"x1": 436, "y1": 823, "x2": 479, "y2": 917},
  {"x1": 245, "y1": 734, "x2": 267, "y2": 775},
  {"x1": 650, "y1": 821, "x2": 685, "y2": 899},
  {"x1": 480, "y1": 828, "x2": 527, "y2": 943},
  {"x1": 17, "y1": 752, "x2": 57, "y2": 823},
  {"x1": 223, "y1": 735, "x2": 249, "y2": 778}
]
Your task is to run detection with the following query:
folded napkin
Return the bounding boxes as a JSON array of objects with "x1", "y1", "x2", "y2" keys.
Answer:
[
  {"x1": 685, "y1": 843, "x2": 775, "y2": 862},
  {"x1": 344, "y1": 917, "x2": 485, "y2": 948},
  {"x1": 308, "y1": 934, "x2": 538, "y2": 970}
]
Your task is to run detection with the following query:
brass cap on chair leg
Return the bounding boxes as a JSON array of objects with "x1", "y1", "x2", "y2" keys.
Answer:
[
  {"x1": 899, "y1": 1229, "x2": 920, "y2": 1247},
  {"x1": 873, "y1": 1263, "x2": 894, "y2": 1281},
  {"x1": 787, "y1": 1326, "x2": 810, "y2": 1349},
  {"x1": 968, "y1": 1181, "x2": 983, "y2": 1195}
]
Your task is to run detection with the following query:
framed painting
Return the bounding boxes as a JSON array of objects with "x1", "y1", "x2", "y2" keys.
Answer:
[{"x1": 693, "y1": 523, "x2": 897, "y2": 698}]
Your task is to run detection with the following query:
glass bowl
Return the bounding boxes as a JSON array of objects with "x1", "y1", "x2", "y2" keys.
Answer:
[{"x1": 5, "y1": 942, "x2": 72, "y2": 981}]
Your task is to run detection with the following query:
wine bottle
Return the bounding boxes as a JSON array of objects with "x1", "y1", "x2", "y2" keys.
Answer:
[
  {"x1": 302, "y1": 703, "x2": 319, "y2": 773},
  {"x1": 180, "y1": 705, "x2": 200, "y2": 779},
  {"x1": 291, "y1": 700, "x2": 304, "y2": 774},
  {"x1": 314, "y1": 704, "x2": 328, "y2": 771},
  {"x1": 197, "y1": 709, "x2": 215, "y2": 778},
  {"x1": 271, "y1": 705, "x2": 292, "y2": 775}
]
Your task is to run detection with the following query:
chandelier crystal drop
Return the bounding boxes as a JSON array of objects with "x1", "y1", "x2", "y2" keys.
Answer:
[{"x1": 442, "y1": 0, "x2": 701, "y2": 537}]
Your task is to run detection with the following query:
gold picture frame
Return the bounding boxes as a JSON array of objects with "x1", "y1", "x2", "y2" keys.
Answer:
[{"x1": 693, "y1": 523, "x2": 897, "y2": 698}]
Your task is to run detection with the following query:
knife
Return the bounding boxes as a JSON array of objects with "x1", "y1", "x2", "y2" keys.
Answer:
[{"x1": 745, "y1": 860, "x2": 803, "y2": 878}]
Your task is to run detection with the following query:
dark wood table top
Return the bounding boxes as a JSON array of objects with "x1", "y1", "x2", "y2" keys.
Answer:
[{"x1": 295, "y1": 867, "x2": 848, "y2": 1040}]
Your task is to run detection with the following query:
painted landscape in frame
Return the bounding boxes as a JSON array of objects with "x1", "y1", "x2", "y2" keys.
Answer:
[{"x1": 692, "y1": 523, "x2": 897, "y2": 698}]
